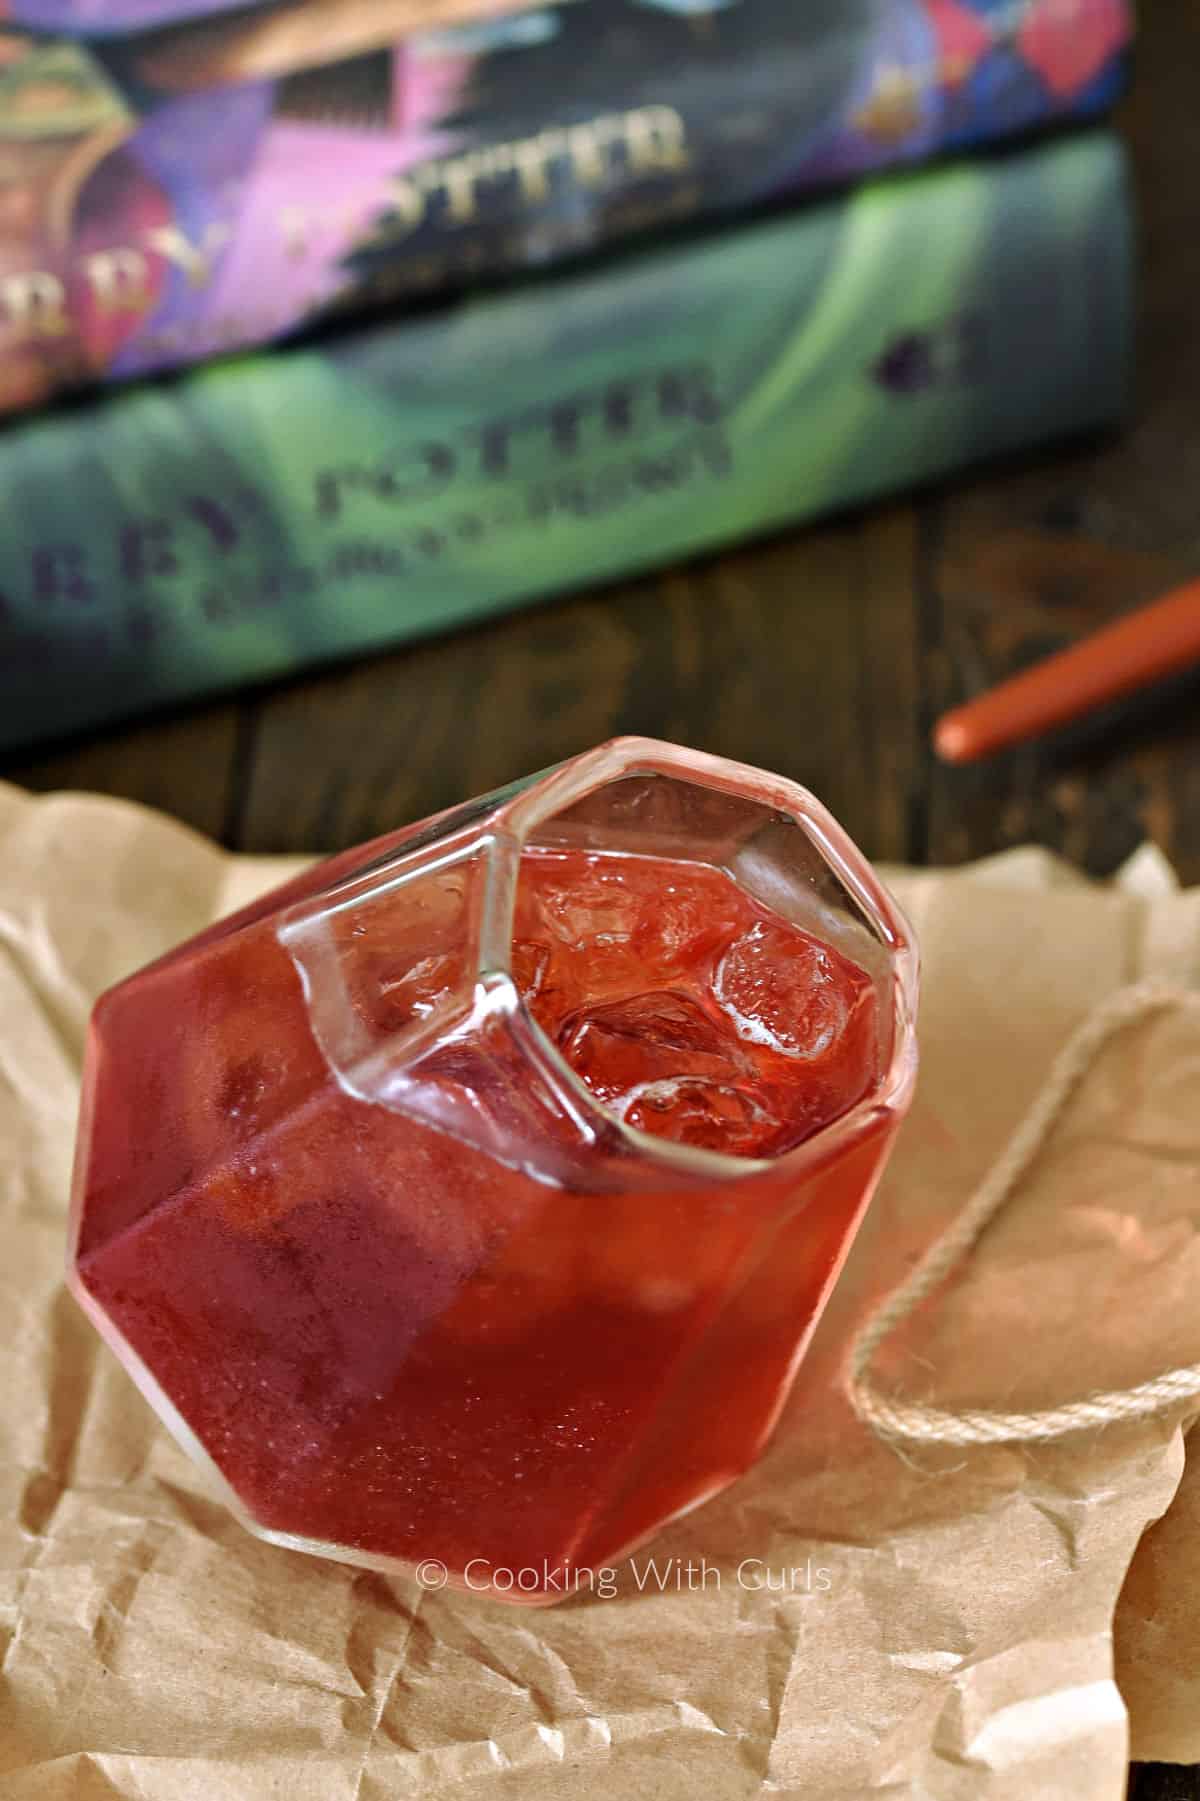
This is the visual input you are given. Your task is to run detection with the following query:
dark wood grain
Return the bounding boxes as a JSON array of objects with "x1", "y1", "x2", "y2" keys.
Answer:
[
  {"x1": 232, "y1": 507, "x2": 923, "y2": 858},
  {"x1": 1, "y1": 9, "x2": 1197, "y2": 1796},
  {"x1": 7, "y1": 702, "x2": 246, "y2": 842}
]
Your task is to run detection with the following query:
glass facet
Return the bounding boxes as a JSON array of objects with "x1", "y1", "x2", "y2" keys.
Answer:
[{"x1": 68, "y1": 739, "x2": 918, "y2": 1603}]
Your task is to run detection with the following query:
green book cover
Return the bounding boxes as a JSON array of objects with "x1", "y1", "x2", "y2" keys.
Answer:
[{"x1": 0, "y1": 131, "x2": 1133, "y2": 753}]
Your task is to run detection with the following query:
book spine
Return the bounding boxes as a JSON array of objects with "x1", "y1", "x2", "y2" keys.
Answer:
[
  {"x1": 0, "y1": 0, "x2": 1132, "y2": 415},
  {"x1": 0, "y1": 131, "x2": 1132, "y2": 754}
]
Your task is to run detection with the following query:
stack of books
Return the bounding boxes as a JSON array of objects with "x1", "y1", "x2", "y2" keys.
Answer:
[{"x1": 0, "y1": 0, "x2": 1135, "y2": 748}]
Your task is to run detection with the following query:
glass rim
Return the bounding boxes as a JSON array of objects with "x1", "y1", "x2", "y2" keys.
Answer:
[{"x1": 284, "y1": 737, "x2": 920, "y2": 1184}]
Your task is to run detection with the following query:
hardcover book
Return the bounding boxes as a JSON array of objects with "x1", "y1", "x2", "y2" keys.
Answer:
[
  {"x1": 0, "y1": 131, "x2": 1133, "y2": 753},
  {"x1": 0, "y1": 0, "x2": 1133, "y2": 413}
]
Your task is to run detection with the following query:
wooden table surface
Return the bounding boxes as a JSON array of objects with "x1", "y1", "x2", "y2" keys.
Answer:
[{"x1": 6, "y1": 7, "x2": 1198, "y2": 1797}]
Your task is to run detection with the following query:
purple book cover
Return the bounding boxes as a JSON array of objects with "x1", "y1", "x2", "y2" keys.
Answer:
[
  {"x1": 9, "y1": 0, "x2": 273, "y2": 35},
  {"x1": 0, "y1": 0, "x2": 1133, "y2": 415}
]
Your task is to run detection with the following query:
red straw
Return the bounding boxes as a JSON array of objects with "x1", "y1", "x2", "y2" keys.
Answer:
[{"x1": 933, "y1": 579, "x2": 1200, "y2": 764}]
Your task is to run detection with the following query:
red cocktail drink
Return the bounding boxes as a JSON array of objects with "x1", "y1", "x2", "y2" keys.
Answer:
[{"x1": 69, "y1": 740, "x2": 917, "y2": 1601}]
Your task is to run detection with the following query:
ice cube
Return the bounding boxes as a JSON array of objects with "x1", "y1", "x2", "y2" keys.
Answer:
[
  {"x1": 632, "y1": 870, "x2": 745, "y2": 973},
  {"x1": 714, "y1": 921, "x2": 850, "y2": 1060},
  {"x1": 551, "y1": 990, "x2": 789, "y2": 1151},
  {"x1": 555, "y1": 990, "x2": 751, "y2": 1107},
  {"x1": 621, "y1": 1076, "x2": 784, "y2": 1156},
  {"x1": 529, "y1": 857, "x2": 642, "y2": 951},
  {"x1": 515, "y1": 857, "x2": 647, "y2": 1013}
]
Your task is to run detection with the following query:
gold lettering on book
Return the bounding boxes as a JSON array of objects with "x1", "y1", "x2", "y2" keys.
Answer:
[
  {"x1": 577, "y1": 117, "x2": 617, "y2": 182},
  {"x1": 437, "y1": 152, "x2": 486, "y2": 226},
  {"x1": 382, "y1": 104, "x2": 689, "y2": 238},
  {"x1": 0, "y1": 103, "x2": 689, "y2": 341},
  {"x1": 83, "y1": 249, "x2": 154, "y2": 314},
  {"x1": 0, "y1": 273, "x2": 69, "y2": 337},
  {"x1": 508, "y1": 129, "x2": 567, "y2": 201},
  {"x1": 624, "y1": 106, "x2": 688, "y2": 174},
  {"x1": 145, "y1": 223, "x2": 232, "y2": 288}
]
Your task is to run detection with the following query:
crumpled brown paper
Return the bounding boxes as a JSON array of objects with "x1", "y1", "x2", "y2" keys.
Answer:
[{"x1": 1, "y1": 782, "x2": 1198, "y2": 1800}]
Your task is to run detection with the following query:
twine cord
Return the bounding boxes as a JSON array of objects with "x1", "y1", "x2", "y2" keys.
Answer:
[{"x1": 846, "y1": 984, "x2": 1200, "y2": 1446}]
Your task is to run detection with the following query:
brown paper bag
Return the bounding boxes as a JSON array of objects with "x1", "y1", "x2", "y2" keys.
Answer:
[{"x1": 1, "y1": 785, "x2": 1197, "y2": 1799}]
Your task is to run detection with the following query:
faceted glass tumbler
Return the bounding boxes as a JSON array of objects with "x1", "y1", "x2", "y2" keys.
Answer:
[{"x1": 68, "y1": 739, "x2": 917, "y2": 1604}]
